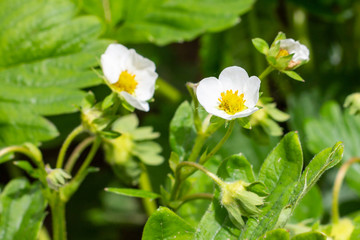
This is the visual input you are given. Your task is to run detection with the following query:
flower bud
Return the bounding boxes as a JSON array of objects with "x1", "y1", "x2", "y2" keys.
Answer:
[
  {"x1": 344, "y1": 93, "x2": 360, "y2": 115},
  {"x1": 220, "y1": 180, "x2": 266, "y2": 228},
  {"x1": 45, "y1": 165, "x2": 71, "y2": 190},
  {"x1": 330, "y1": 218, "x2": 354, "y2": 240}
]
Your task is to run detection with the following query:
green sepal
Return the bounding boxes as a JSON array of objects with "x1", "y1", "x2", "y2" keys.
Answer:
[
  {"x1": 282, "y1": 71, "x2": 305, "y2": 82},
  {"x1": 121, "y1": 100, "x2": 135, "y2": 112},
  {"x1": 169, "y1": 152, "x2": 180, "y2": 173},
  {"x1": 99, "y1": 130, "x2": 121, "y2": 139},
  {"x1": 238, "y1": 117, "x2": 252, "y2": 129},
  {"x1": 105, "y1": 187, "x2": 160, "y2": 199},
  {"x1": 252, "y1": 38, "x2": 269, "y2": 55},
  {"x1": 13, "y1": 161, "x2": 39, "y2": 178},
  {"x1": 272, "y1": 32, "x2": 287, "y2": 46},
  {"x1": 101, "y1": 92, "x2": 116, "y2": 110}
]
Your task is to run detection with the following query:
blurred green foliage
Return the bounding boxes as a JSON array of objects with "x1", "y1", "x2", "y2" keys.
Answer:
[{"x1": 1, "y1": 0, "x2": 360, "y2": 239}]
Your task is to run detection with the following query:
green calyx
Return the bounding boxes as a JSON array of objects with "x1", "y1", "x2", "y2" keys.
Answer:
[
  {"x1": 220, "y1": 180, "x2": 267, "y2": 228},
  {"x1": 46, "y1": 165, "x2": 72, "y2": 190}
]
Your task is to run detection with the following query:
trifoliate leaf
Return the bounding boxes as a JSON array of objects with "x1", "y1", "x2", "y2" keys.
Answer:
[{"x1": 0, "y1": 0, "x2": 110, "y2": 147}]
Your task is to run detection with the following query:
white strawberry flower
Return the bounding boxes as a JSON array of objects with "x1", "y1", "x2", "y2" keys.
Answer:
[
  {"x1": 278, "y1": 39, "x2": 310, "y2": 68},
  {"x1": 101, "y1": 43, "x2": 158, "y2": 112},
  {"x1": 196, "y1": 66, "x2": 261, "y2": 120}
]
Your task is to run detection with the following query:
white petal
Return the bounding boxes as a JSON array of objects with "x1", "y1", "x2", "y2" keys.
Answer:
[
  {"x1": 129, "y1": 49, "x2": 156, "y2": 71},
  {"x1": 134, "y1": 70, "x2": 158, "y2": 101},
  {"x1": 231, "y1": 107, "x2": 259, "y2": 119},
  {"x1": 196, "y1": 77, "x2": 223, "y2": 113},
  {"x1": 219, "y1": 66, "x2": 249, "y2": 90},
  {"x1": 101, "y1": 43, "x2": 131, "y2": 84},
  {"x1": 121, "y1": 92, "x2": 150, "y2": 112},
  {"x1": 279, "y1": 39, "x2": 309, "y2": 62},
  {"x1": 244, "y1": 76, "x2": 260, "y2": 108},
  {"x1": 279, "y1": 39, "x2": 297, "y2": 50}
]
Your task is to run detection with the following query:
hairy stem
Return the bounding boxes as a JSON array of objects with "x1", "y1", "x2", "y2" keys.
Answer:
[
  {"x1": 259, "y1": 65, "x2": 274, "y2": 81},
  {"x1": 175, "y1": 193, "x2": 213, "y2": 210},
  {"x1": 200, "y1": 120, "x2": 235, "y2": 164},
  {"x1": 332, "y1": 157, "x2": 360, "y2": 224},
  {"x1": 65, "y1": 137, "x2": 95, "y2": 173},
  {"x1": 139, "y1": 165, "x2": 157, "y2": 216},
  {"x1": 56, "y1": 125, "x2": 84, "y2": 169},
  {"x1": 50, "y1": 195, "x2": 67, "y2": 240}
]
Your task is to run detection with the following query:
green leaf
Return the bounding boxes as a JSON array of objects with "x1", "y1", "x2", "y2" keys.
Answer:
[
  {"x1": 0, "y1": 0, "x2": 110, "y2": 147},
  {"x1": 240, "y1": 132, "x2": 303, "y2": 239},
  {"x1": 259, "y1": 229, "x2": 290, "y2": 240},
  {"x1": 170, "y1": 101, "x2": 197, "y2": 162},
  {"x1": 195, "y1": 201, "x2": 240, "y2": 240},
  {"x1": 132, "y1": 127, "x2": 160, "y2": 140},
  {"x1": 80, "y1": 0, "x2": 255, "y2": 45},
  {"x1": 112, "y1": 114, "x2": 139, "y2": 133},
  {"x1": 350, "y1": 215, "x2": 360, "y2": 240},
  {"x1": 0, "y1": 178, "x2": 47, "y2": 240},
  {"x1": 305, "y1": 101, "x2": 360, "y2": 195},
  {"x1": 217, "y1": 154, "x2": 256, "y2": 182},
  {"x1": 265, "y1": 103, "x2": 290, "y2": 122},
  {"x1": 290, "y1": 185, "x2": 323, "y2": 224},
  {"x1": 252, "y1": 38, "x2": 270, "y2": 55},
  {"x1": 260, "y1": 118, "x2": 284, "y2": 136},
  {"x1": 238, "y1": 117, "x2": 252, "y2": 129},
  {"x1": 13, "y1": 161, "x2": 39, "y2": 178},
  {"x1": 282, "y1": 71, "x2": 305, "y2": 82},
  {"x1": 132, "y1": 141, "x2": 164, "y2": 165},
  {"x1": 291, "y1": 231, "x2": 326, "y2": 240},
  {"x1": 105, "y1": 187, "x2": 160, "y2": 199},
  {"x1": 143, "y1": 207, "x2": 195, "y2": 240}
]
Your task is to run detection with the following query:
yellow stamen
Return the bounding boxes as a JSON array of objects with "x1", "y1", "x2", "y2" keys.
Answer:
[
  {"x1": 111, "y1": 70, "x2": 138, "y2": 95},
  {"x1": 218, "y1": 90, "x2": 247, "y2": 115},
  {"x1": 277, "y1": 48, "x2": 289, "y2": 58}
]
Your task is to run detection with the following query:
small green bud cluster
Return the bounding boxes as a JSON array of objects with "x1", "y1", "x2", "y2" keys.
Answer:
[
  {"x1": 220, "y1": 180, "x2": 267, "y2": 228},
  {"x1": 46, "y1": 165, "x2": 71, "y2": 190}
]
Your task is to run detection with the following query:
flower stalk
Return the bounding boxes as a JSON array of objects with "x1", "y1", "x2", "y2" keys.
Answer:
[
  {"x1": 56, "y1": 125, "x2": 84, "y2": 169},
  {"x1": 332, "y1": 157, "x2": 360, "y2": 224},
  {"x1": 139, "y1": 165, "x2": 158, "y2": 216}
]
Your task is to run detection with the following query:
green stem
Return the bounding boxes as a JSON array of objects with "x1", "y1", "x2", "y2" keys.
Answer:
[
  {"x1": 65, "y1": 137, "x2": 95, "y2": 173},
  {"x1": 0, "y1": 146, "x2": 49, "y2": 192},
  {"x1": 170, "y1": 161, "x2": 223, "y2": 201},
  {"x1": 200, "y1": 120, "x2": 235, "y2": 165},
  {"x1": 176, "y1": 162, "x2": 224, "y2": 186},
  {"x1": 56, "y1": 125, "x2": 84, "y2": 169},
  {"x1": 332, "y1": 157, "x2": 360, "y2": 224},
  {"x1": 62, "y1": 137, "x2": 101, "y2": 201},
  {"x1": 187, "y1": 133, "x2": 207, "y2": 162},
  {"x1": 139, "y1": 165, "x2": 157, "y2": 216},
  {"x1": 73, "y1": 137, "x2": 101, "y2": 181},
  {"x1": 102, "y1": 0, "x2": 111, "y2": 23},
  {"x1": 50, "y1": 195, "x2": 67, "y2": 240},
  {"x1": 175, "y1": 193, "x2": 213, "y2": 210},
  {"x1": 259, "y1": 66, "x2": 274, "y2": 81}
]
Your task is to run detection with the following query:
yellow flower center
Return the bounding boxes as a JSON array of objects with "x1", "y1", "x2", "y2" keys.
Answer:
[
  {"x1": 111, "y1": 70, "x2": 138, "y2": 95},
  {"x1": 277, "y1": 48, "x2": 289, "y2": 58},
  {"x1": 218, "y1": 90, "x2": 247, "y2": 115}
]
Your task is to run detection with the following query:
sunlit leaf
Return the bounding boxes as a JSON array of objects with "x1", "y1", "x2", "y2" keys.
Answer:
[
  {"x1": 143, "y1": 207, "x2": 195, "y2": 240},
  {"x1": 0, "y1": 0, "x2": 110, "y2": 147},
  {"x1": 0, "y1": 178, "x2": 47, "y2": 240}
]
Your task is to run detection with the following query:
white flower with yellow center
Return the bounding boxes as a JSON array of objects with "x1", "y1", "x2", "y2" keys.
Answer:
[
  {"x1": 196, "y1": 66, "x2": 260, "y2": 120},
  {"x1": 101, "y1": 43, "x2": 158, "y2": 112},
  {"x1": 277, "y1": 39, "x2": 310, "y2": 68}
]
